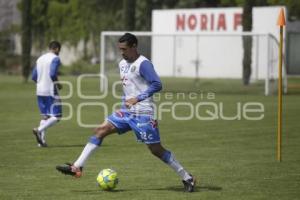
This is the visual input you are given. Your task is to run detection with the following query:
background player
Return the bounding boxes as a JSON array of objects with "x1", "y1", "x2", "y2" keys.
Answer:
[
  {"x1": 56, "y1": 33, "x2": 196, "y2": 192},
  {"x1": 31, "y1": 41, "x2": 62, "y2": 147}
]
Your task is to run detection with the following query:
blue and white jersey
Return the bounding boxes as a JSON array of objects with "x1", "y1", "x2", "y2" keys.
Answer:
[
  {"x1": 119, "y1": 55, "x2": 162, "y2": 115},
  {"x1": 32, "y1": 52, "x2": 60, "y2": 97}
]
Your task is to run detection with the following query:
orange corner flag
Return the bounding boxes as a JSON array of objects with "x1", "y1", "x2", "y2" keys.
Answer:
[{"x1": 277, "y1": 8, "x2": 286, "y2": 26}]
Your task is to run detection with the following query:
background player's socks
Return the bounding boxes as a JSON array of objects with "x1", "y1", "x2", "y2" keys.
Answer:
[
  {"x1": 39, "y1": 119, "x2": 47, "y2": 143},
  {"x1": 161, "y1": 150, "x2": 192, "y2": 181},
  {"x1": 73, "y1": 136, "x2": 102, "y2": 168},
  {"x1": 38, "y1": 116, "x2": 59, "y2": 133}
]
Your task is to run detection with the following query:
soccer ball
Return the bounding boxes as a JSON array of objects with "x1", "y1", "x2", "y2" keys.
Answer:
[{"x1": 96, "y1": 169, "x2": 118, "y2": 191}]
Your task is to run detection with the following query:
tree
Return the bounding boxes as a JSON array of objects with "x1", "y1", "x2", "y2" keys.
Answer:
[
  {"x1": 21, "y1": 0, "x2": 123, "y2": 62},
  {"x1": 136, "y1": 0, "x2": 152, "y2": 31},
  {"x1": 81, "y1": 0, "x2": 123, "y2": 58},
  {"x1": 47, "y1": 0, "x2": 84, "y2": 46},
  {"x1": 123, "y1": 0, "x2": 136, "y2": 30},
  {"x1": 242, "y1": 0, "x2": 254, "y2": 85},
  {"x1": 267, "y1": 0, "x2": 300, "y2": 20},
  {"x1": 21, "y1": 0, "x2": 32, "y2": 82},
  {"x1": 30, "y1": 0, "x2": 49, "y2": 52},
  {"x1": 256, "y1": 0, "x2": 268, "y2": 6}
]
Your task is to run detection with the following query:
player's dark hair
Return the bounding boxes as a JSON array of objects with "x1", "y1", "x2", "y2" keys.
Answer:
[
  {"x1": 118, "y1": 33, "x2": 138, "y2": 47},
  {"x1": 49, "y1": 41, "x2": 61, "y2": 50}
]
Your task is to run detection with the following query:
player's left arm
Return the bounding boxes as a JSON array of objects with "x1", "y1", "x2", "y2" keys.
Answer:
[
  {"x1": 31, "y1": 65, "x2": 38, "y2": 83},
  {"x1": 50, "y1": 57, "x2": 62, "y2": 90},
  {"x1": 126, "y1": 60, "x2": 162, "y2": 107},
  {"x1": 137, "y1": 60, "x2": 162, "y2": 101}
]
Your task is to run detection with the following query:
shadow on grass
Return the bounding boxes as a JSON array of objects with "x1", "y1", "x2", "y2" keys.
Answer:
[
  {"x1": 47, "y1": 144, "x2": 85, "y2": 148},
  {"x1": 47, "y1": 144, "x2": 111, "y2": 148},
  {"x1": 163, "y1": 184, "x2": 222, "y2": 192},
  {"x1": 71, "y1": 184, "x2": 222, "y2": 194}
]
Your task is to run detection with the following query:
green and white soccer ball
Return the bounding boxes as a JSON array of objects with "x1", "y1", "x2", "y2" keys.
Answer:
[{"x1": 97, "y1": 169, "x2": 119, "y2": 191}]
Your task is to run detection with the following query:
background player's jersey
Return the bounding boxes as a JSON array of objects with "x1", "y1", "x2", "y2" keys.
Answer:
[
  {"x1": 119, "y1": 55, "x2": 162, "y2": 115},
  {"x1": 32, "y1": 52, "x2": 60, "y2": 97}
]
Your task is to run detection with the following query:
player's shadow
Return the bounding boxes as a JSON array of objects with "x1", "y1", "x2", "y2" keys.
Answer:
[
  {"x1": 156, "y1": 184, "x2": 222, "y2": 192},
  {"x1": 72, "y1": 184, "x2": 222, "y2": 194},
  {"x1": 47, "y1": 144, "x2": 111, "y2": 148},
  {"x1": 47, "y1": 144, "x2": 85, "y2": 148},
  {"x1": 198, "y1": 185, "x2": 223, "y2": 192}
]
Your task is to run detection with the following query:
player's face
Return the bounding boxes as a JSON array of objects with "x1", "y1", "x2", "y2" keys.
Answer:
[
  {"x1": 53, "y1": 48, "x2": 60, "y2": 55},
  {"x1": 118, "y1": 42, "x2": 136, "y2": 62}
]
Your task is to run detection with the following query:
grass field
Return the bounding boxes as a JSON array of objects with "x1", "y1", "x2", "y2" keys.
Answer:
[{"x1": 0, "y1": 75, "x2": 299, "y2": 200}]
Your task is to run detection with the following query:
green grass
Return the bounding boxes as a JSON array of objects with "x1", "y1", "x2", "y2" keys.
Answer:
[{"x1": 0, "y1": 75, "x2": 299, "y2": 200}]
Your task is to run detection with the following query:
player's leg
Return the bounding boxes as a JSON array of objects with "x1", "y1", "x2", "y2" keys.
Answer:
[
  {"x1": 33, "y1": 115, "x2": 49, "y2": 147},
  {"x1": 33, "y1": 96, "x2": 62, "y2": 146},
  {"x1": 33, "y1": 96, "x2": 49, "y2": 146},
  {"x1": 72, "y1": 111, "x2": 131, "y2": 168},
  {"x1": 147, "y1": 143, "x2": 196, "y2": 192},
  {"x1": 37, "y1": 96, "x2": 62, "y2": 133},
  {"x1": 56, "y1": 120, "x2": 117, "y2": 177},
  {"x1": 37, "y1": 115, "x2": 60, "y2": 133},
  {"x1": 130, "y1": 115, "x2": 195, "y2": 192},
  {"x1": 73, "y1": 120, "x2": 117, "y2": 168},
  {"x1": 39, "y1": 115, "x2": 49, "y2": 146},
  {"x1": 56, "y1": 111, "x2": 131, "y2": 177}
]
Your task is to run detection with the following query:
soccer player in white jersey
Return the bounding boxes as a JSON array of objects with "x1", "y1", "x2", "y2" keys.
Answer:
[
  {"x1": 56, "y1": 33, "x2": 196, "y2": 192},
  {"x1": 32, "y1": 41, "x2": 62, "y2": 147}
]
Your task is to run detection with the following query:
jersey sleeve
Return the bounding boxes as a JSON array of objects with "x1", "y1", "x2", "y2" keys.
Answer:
[
  {"x1": 31, "y1": 65, "x2": 37, "y2": 82},
  {"x1": 49, "y1": 57, "x2": 61, "y2": 82},
  {"x1": 137, "y1": 60, "x2": 162, "y2": 102}
]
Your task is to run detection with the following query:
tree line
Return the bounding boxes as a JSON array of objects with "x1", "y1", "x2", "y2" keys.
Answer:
[{"x1": 18, "y1": 0, "x2": 300, "y2": 83}]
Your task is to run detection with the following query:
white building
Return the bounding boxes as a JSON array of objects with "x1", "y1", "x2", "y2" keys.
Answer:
[{"x1": 151, "y1": 6, "x2": 286, "y2": 80}]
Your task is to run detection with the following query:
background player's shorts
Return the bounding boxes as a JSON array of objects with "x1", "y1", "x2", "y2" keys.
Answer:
[
  {"x1": 107, "y1": 111, "x2": 160, "y2": 144},
  {"x1": 37, "y1": 96, "x2": 62, "y2": 117}
]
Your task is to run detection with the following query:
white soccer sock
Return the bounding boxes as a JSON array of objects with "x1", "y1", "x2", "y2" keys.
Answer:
[
  {"x1": 73, "y1": 143, "x2": 99, "y2": 168},
  {"x1": 165, "y1": 152, "x2": 192, "y2": 181},
  {"x1": 39, "y1": 119, "x2": 47, "y2": 143},
  {"x1": 38, "y1": 116, "x2": 58, "y2": 133}
]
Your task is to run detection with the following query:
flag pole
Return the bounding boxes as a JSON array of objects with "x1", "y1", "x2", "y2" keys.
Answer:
[{"x1": 276, "y1": 8, "x2": 285, "y2": 162}]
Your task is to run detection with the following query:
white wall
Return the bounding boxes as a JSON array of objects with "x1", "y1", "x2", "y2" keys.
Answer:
[{"x1": 151, "y1": 6, "x2": 286, "y2": 79}]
